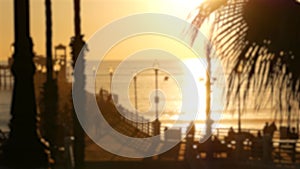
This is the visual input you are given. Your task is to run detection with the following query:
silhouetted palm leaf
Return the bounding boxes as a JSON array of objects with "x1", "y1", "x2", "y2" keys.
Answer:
[{"x1": 191, "y1": 0, "x2": 300, "y2": 113}]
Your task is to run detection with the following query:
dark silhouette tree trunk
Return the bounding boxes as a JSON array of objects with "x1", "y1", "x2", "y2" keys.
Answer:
[
  {"x1": 70, "y1": 0, "x2": 87, "y2": 168},
  {"x1": 2, "y1": 0, "x2": 49, "y2": 168},
  {"x1": 42, "y1": 0, "x2": 59, "y2": 159}
]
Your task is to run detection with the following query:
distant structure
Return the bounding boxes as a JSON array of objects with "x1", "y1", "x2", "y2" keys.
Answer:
[
  {"x1": 54, "y1": 44, "x2": 67, "y2": 80},
  {"x1": 0, "y1": 58, "x2": 13, "y2": 90}
]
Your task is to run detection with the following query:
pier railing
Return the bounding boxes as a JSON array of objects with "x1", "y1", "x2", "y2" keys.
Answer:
[
  {"x1": 183, "y1": 127, "x2": 300, "y2": 166},
  {"x1": 116, "y1": 105, "x2": 153, "y2": 136}
]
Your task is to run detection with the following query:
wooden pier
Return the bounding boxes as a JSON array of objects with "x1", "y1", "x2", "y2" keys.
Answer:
[{"x1": 83, "y1": 127, "x2": 300, "y2": 168}]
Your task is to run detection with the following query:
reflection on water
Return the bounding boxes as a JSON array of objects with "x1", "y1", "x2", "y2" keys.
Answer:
[{"x1": 0, "y1": 86, "x2": 295, "y2": 134}]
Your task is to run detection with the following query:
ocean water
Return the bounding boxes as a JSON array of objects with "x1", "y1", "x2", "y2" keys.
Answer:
[
  {"x1": 85, "y1": 60, "x2": 295, "y2": 131},
  {"x1": 0, "y1": 60, "x2": 297, "y2": 133}
]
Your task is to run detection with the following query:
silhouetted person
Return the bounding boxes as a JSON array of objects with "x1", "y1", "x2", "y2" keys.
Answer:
[
  {"x1": 263, "y1": 122, "x2": 269, "y2": 136},
  {"x1": 257, "y1": 130, "x2": 262, "y2": 138},
  {"x1": 106, "y1": 94, "x2": 119, "y2": 118},
  {"x1": 290, "y1": 127, "x2": 298, "y2": 140},
  {"x1": 99, "y1": 88, "x2": 104, "y2": 99},
  {"x1": 228, "y1": 127, "x2": 235, "y2": 140},
  {"x1": 251, "y1": 130, "x2": 263, "y2": 159},
  {"x1": 0, "y1": 129, "x2": 5, "y2": 142},
  {"x1": 262, "y1": 123, "x2": 274, "y2": 162},
  {"x1": 287, "y1": 127, "x2": 298, "y2": 162},
  {"x1": 98, "y1": 88, "x2": 106, "y2": 107},
  {"x1": 187, "y1": 121, "x2": 196, "y2": 141},
  {"x1": 164, "y1": 127, "x2": 168, "y2": 141},
  {"x1": 267, "y1": 122, "x2": 277, "y2": 138},
  {"x1": 212, "y1": 135, "x2": 226, "y2": 158},
  {"x1": 212, "y1": 135, "x2": 221, "y2": 145}
]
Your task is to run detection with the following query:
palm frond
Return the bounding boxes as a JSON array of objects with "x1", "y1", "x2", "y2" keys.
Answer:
[{"x1": 191, "y1": 0, "x2": 300, "y2": 113}]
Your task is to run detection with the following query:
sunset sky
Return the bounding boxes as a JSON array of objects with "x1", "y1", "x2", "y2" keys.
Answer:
[{"x1": 0, "y1": 0, "x2": 204, "y2": 61}]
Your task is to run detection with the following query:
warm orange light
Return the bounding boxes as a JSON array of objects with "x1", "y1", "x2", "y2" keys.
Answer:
[{"x1": 183, "y1": 58, "x2": 206, "y2": 120}]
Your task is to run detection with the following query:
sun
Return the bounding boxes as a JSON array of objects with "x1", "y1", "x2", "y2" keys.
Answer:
[
  {"x1": 183, "y1": 58, "x2": 206, "y2": 83},
  {"x1": 172, "y1": 0, "x2": 205, "y2": 7},
  {"x1": 185, "y1": 0, "x2": 205, "y2": 7},
  {"x1": 177, "y1": 0, "x2": 206, "y2": 13},
  {"x1": 151, "y1": 0, "x2": 205, "y2": 20}
]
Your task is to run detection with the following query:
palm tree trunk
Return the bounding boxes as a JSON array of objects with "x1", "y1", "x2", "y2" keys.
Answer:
[
  {"x1": 42, "y1": 0, "x2": 59, "y2": 155},
  {"x1": 2, "y1": 0, "x2": 49, "y2": 168},
  {"x1": 46, "y1": 0, "x2": 53, "y2": 81},
  {"x1": 70, "y1": 0, "x2": 86, "y2": 168}
]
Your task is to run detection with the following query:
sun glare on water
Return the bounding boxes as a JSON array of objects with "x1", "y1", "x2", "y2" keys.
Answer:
[{"x1": 182, "y1": 58, "x2": 207, "y2": 121}]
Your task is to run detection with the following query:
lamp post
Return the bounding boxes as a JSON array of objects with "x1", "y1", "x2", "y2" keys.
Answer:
[
  {"x1": 205, "y1": 54, "x2": 213, "y2": 138},
  {"x1": 153, "y1": 61, "x2": 161, "y2": 135},
  {"x1": 155, "y1": 68, "x2": 159, "y2": 120},
  {"x1": 235, "y1": 64, "x2": 243, "y2": 160},
  {"x1": 237, "y1": 64, "x2": 243, "y2": 133},
  {"x1": 109, "y1": 67, "x2": 113, "y2": 93},
  {"x1": 133, "y1": 75, "x2": 138, "y2": 128},
  {"x1": 297, "y1": 108, "x2": 299, "y2": 134}
]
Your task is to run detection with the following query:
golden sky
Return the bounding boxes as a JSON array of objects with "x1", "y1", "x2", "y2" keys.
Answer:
[{"x1": 0, "y1": 0, "x2": 203, "y2": 61}]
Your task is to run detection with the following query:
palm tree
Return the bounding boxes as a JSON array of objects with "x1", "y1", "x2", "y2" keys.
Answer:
[
  {"x1": 190, "y1": 0, "x2": 300, "y2": 123},
  {"x1": 70, "y1": 0, "x2": 87, "y2": 168},
  {"x1": 42, "y1": 0, "x2": 59, "y2": 156},
  {"x1": 3, "y1": 0, "x2": 49, "y2": 168},
  {"x1": 41, "y1": 0, "x2": 58, "y2": 162}
]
